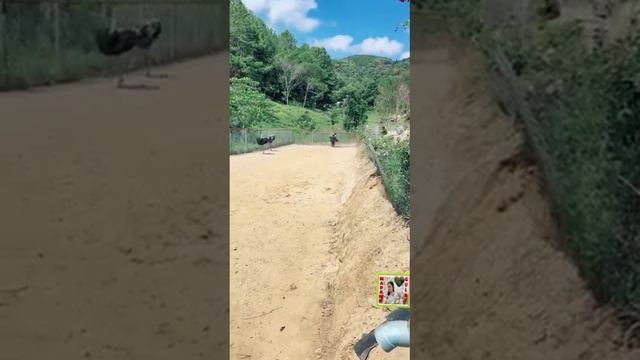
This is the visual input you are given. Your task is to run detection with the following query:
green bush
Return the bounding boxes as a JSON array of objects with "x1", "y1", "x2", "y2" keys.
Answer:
[
  {"x1": 371, "y1": 136, "x2": 410, "y2": 219},
  {"x1": 295, "y1": 111, "x2": 316, "y2": 131},
  {"x1": 230, "y1": 77, "x2": 275, "y2": 128}
]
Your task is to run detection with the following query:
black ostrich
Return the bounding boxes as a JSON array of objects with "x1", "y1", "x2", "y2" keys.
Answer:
[
  {"x1": 95, "y1": 25, "x2": 138, "y2": 88},
  {"x1": 256, "y1": 135, "x2": 275, "y2": 153},
  {"x1": 94, "y1": 18, "x2": 163, "y2": 88}
]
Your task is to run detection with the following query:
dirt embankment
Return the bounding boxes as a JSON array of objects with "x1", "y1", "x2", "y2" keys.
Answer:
[
  {"x1": 319, "y1": 148, "x2": 410, "y2": 360},
  {"x1": 410, "y1": 44, "x2": 640, "y2": 359}
]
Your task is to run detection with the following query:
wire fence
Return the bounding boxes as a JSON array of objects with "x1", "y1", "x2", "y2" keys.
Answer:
[
  {"x1": 363, "y1": 123, "x2": 410, "y2": 219},
  {"x1": 229, "y1": 128, "x2": 357, "y2": 155},
  {"x1": 0, "y1": 0, "x2": 227, "y2": 90}
]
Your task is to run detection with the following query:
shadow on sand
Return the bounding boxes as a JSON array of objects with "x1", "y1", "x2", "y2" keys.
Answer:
[{"x1": 118, "y1": 83, "x2": 160, "y2": 90}]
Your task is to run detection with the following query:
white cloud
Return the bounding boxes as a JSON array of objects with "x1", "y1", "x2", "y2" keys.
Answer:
[
  {"x1": 357, "y1": 37, "x2": 404, "y2": 57},
  {"x1": 311, "y1": 35, "x2": 354, "y2": 51},
  {"x1": 242, "y1": 0, "x2": 268, "y2": 12},
  {"x1": 310, "y1": 35, "x2": 405, "y2": 58},
  {"x1": 400, "y1": 51, "x2": 410, "y2": 59},
  {"x1": 241, "y1": 0, "x2": 320, "y2": 32}
]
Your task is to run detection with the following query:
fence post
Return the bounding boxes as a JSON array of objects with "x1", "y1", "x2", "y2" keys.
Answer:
[
  {"x1": 214, "y1": 3, "x2": 222, "y2": 51},
  {"x1": 137, "y1": 2, "x2": 143, "y2": 22},
  {"x1": 0, "y1": 0, "x2": 5, "y2": 87},
  {"x1": 53, "y1": 1, "x2": 61, "y2": 77},
  {"x1": 170, "y1": 3, "x2": 177, "y2": 60},
  {"x1": 243, "y1": 128, "x2": 247, "y2": 152},
  {"x1": 192, "y1": 3, "x2": 198, "y2": 54}
]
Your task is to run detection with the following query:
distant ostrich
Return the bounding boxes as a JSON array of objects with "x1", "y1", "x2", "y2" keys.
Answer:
[
  {"x1": 256, "y1": 135, "x2": 275, "y2": 153},
  {"x1": 94, "y1": 18, "x2": 163, "y2": 88},
  {"x1": 95, "y1": 24, "x2": 137, "y2": 88}
]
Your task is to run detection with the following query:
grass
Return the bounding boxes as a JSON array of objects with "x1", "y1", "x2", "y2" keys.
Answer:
[
  {"x1": 370, "y1": 135, "x2": 410, "y2": 219},
  {"x1": 255, "y1": 100, "x2": 334, "y2": 130},
  {"x1": 366, "y1": 110, "x2": 382, "y2": 124}
]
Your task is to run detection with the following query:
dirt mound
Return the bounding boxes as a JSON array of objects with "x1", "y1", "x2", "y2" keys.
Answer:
[
  {"x1": 411, "y1": 47, "x2": 639, "y2": 359},
  {"x1": 319, "y1": 148, "x2": 409, "y2": 360}
]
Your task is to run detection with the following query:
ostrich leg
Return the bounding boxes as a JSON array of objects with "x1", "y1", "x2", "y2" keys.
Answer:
[
  {"x1": 145, "y1": 49, "x2": 168, "y2": 79},
  {"x1": 116, "y1": 58, "x2": 124, "y2": 88},
  {"x1": 145, "y1": 50, "x2": 151, "y2": 77},
  {"x1": 116, "y1": 53, "x2": 128, "y2": 88}
]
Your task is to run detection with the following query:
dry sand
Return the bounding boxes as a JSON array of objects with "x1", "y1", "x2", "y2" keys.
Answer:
[
  {"x1": 410, "y1": 40, "x2": 640, "y2": 359},
  {"x1": 230, "y1": 145, "x2": 409, "y2": 360},
  {"x1": 1, "y1": 55, "x2": 229, "y2": 359}
]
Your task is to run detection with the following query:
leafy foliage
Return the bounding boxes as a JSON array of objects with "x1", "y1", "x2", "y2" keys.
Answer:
[
  {"x1": 334, "y1": 55, "x2": 408, "y2": 105},
  {"x1": 336, "y1": 84, "x2": 369, "y2": 130},
  {"x1": 375, "y1": 73, "x2": 410, "y2": 122},
  {"x1": 295, "y1": 111, "x2": 316, "y2": 131},
  {"x1": 229, "y1": 77, "x2": 274, "y2": 129},
  {"x1": 372, "y1": 135, "x2": 410, "y2": 218}
]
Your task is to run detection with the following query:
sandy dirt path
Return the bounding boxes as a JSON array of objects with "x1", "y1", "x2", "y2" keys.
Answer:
[
  {"x1": 230, "y1": 144, "x2": 410, "y2": 360},
  {"x1": 1, "y1": 55, "x2": 229, "y2": 359},
  {"x1": 230, "y1": 144, "x2": 359, "y2": 360}
]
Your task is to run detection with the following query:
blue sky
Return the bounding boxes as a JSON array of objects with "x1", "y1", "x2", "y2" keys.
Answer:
[{"x1": 240, "y1": 0, "x2": 410, "y2": 60}]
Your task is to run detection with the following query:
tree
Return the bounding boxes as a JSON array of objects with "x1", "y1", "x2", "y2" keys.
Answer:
[
  {"x1": 275, "y1": 56, "x2": 303, "y2": 105},
  {"x1": 300, "y1": 62, "x2": 322, "y2": 108},
  {"x1": 295, "y1": 46, "x2": 337, "y2": 109},
  {"x1": 277, "y1": 30, "x2": 297, "y2": 52},
  {"x1": 329, "y1": 106, "x2": 345, "y2": 127},
  {"x1": 337, "y1": 84, "x2": 369, "y2": 130},
  {"x1": 230, "y1": 0, "x2": 278, "y2": 96},
  {"x1": 230, "y1": 0, "x2": 340, "y2": 110},
  {"x1": 230, "y1": 77, "x2": 274, "y2": 128},
  {"x1": 375, "y1": 75, "x2": 410, "y2": 122}
]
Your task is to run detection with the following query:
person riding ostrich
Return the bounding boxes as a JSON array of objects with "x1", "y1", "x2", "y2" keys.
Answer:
[{"x1": 94, "y1": 18, "x2": 163, "y2": 88}]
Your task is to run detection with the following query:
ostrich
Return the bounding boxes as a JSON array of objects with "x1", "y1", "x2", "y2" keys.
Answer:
[
  {"x1": 94, "y1": 24, "x2": 138, "y2": 88},
  {"x1": 94, "y1": 18, "x2": 163, "y2": 88},
  {"x1": 256, "y1": 135, "x2": 275, "y2": 153}
]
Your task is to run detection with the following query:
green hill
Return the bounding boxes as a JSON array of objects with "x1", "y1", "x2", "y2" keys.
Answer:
[
  {"x1": 264, "y1": 100, "x2": 333, "y2": 129},
  {"x1": 333, "y1": 55, "x2": 409, "y2": 86},
  {"x1": 332, "y1": 55, "x2": 410, "y2": 110}
]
